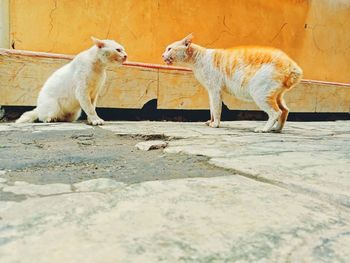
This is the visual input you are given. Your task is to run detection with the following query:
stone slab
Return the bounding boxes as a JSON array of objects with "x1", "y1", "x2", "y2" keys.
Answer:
[
  {"x1": 135, "y1": 140, "x2": 168, "y2": 151},
  {"x1": 1, "y1": 176, "x2": 349, "y2": 262},
  {"x1": 101, "y1": 121, "x2": 350, "y2": 208}
]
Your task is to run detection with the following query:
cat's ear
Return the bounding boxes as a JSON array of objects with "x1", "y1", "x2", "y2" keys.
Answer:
[
  {"x1": 91, "y1": 36, "x2": 105, "y2": 48},
  {"x1": 182, "y1": 33, "x2": 194, "y2": 48}
]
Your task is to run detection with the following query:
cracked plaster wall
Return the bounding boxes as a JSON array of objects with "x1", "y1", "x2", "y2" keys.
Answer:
[{"x1": 7, "y1": 0, "x2": 350, "y2": 83}]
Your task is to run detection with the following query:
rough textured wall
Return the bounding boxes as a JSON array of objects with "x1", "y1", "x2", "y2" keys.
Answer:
[{"x1": 9, "y1": 0, "x2": 350, "y2": 83}]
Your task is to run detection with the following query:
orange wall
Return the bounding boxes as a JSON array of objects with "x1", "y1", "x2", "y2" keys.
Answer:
[{"x1": 9, "y1": 0, "x2": 350, "y2": 83}]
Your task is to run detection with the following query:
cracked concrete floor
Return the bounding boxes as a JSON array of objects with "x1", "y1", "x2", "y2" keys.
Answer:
[{"x1": 0, "y1": 121, "x2": 349, "y2": 263}]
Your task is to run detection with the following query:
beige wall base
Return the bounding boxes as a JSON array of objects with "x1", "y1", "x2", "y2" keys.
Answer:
[{"x1": 0, "y1": 49, "x2": 349, "y2": 113}]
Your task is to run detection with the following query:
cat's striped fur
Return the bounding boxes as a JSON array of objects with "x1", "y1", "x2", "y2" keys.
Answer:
[{"x1": 162, "y1": 34, "x2": 302, "y2": 132}]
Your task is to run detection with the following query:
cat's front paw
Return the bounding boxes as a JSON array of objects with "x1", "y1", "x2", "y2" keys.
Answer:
[
  {"x1": 254, "y1": 127, "x2": 269, "y2": 133},
  {"x1": 205, "y1": 120, "x2": 212, "y2": 126},
  {"x1": 209, "y1": 122, "x2": 220, "y2": 128},
  {"x1": 88, "y1": 116, "x2": 104, "y2": 126},
  {"x1": 44, "y1": 117, "x2": 57, "y2": 123}
]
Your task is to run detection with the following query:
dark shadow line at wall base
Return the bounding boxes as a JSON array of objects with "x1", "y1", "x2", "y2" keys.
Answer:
[{"x1": 2, "y1": 99, "x2": 349, "y2": 122}]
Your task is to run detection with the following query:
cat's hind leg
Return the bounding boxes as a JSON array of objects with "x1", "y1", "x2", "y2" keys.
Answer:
[
  {"x1": 62, "y1": 109, "x2": 82, "y2": 122},
  {"x1": 37, "y1": 99, "x2": 62, "y2": 123},
  {"x1": 271, "y1": 90, "x2": 289, "y2": 133},
  {"x1": 69, "y1": 109, "x2": 82, "y2": 122},
  {"x1": 252, "y1": 89, "x2": 282, "y2": 133}
]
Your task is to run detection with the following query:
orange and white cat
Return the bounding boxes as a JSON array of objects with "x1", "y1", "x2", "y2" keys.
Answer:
[
  {"x1": 162, "y1": 34, "x2": 302, "y2": 133},
  {"x1": 16, "y1": 37, "x2": 127, "y2": 125}
]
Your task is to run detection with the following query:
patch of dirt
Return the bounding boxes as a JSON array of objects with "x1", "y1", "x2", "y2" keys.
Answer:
[{"x1": 0, "y1": 126, "x2": 233, "y2": 201}]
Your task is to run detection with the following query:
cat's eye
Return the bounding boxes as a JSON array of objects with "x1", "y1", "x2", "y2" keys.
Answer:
[
  {"x1": 167, "y1": 48, "x2": 171, "y2": 52},
  {"x1": 116, "y1": 49, "x2": 121, "y2": 52}
]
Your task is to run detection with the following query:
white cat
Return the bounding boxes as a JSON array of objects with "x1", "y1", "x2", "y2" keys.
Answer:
[{"x1": 16, "y1": 37, "x2": 127, "y2": 125}]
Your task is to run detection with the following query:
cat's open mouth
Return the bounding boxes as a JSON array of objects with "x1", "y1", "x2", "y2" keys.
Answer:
[
  {"x1": 164, "y1": 58, "x2": 174, "y2": 65},
  {"x1": 114, "y1": 57, "x2": 126, "y2": 64}
]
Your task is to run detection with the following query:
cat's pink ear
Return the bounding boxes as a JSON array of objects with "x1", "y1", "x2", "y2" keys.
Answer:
[
  {"x1": 91, "y1": 36, "x2": 105, "y2": 48},
  {"x1": 182, "y1": 33, "x2": 194, "y2": 48}
]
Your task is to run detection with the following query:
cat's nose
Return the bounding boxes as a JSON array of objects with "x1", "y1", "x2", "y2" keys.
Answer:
[{"x1": 123, "y1": 55, "x2": 127, "y2": 62}]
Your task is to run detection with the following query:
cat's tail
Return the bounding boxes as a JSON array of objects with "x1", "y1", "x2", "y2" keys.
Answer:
[
  {"x1": 284, "y1": 62, "x2": 303, "y2": 89},
  {"x1": 15, "y1": 108, "x2": 38, "y2": 123}
]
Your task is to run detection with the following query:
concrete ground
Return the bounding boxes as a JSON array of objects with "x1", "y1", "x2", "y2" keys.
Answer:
[{"x1": 0, "y1": 121, "x2": 349, "y2": 263}]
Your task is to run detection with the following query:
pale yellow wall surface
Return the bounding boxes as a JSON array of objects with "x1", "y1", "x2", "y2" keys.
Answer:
[
  {"x1": 0, "y1": 0, "x2": 10, "y2": 48},
  {"x1": 9, "y1": 0, "x2": 350, "y2": 83}
]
